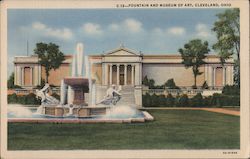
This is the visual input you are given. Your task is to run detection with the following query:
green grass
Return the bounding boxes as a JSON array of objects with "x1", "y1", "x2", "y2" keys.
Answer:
[{"x1": 8, "y1": 110, "x2": 240, "y2": 150}]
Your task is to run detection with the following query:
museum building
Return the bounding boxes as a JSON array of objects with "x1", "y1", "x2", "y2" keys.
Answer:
[{"x1": 13, "y1": 45, "x2": 234, "y2": 106}]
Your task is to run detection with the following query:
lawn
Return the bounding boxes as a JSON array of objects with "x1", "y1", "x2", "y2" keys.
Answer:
[{"x1": 8, "y1": 109, "x2": 240, "y2": 150}]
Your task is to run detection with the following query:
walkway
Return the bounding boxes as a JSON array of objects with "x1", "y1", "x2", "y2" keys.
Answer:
[{"x1": 142, "y1": 107, "x2": 240, "y2": 116}]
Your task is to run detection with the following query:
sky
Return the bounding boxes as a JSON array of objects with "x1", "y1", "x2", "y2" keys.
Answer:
[{"x1": 8, "y1": 8, "x2": 226, "y2": 76}]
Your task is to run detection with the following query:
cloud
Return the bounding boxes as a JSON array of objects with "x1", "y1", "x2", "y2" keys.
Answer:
[
  {"x1": 167, "y1": 27, "x2": 186, "y2": 36},
  {"x1": 108, "y1": 18, "x2": 143, "y2": 33},
  {"x1": 31, "y1": 22, "x2": 73, "y2": 40},
  {"x1": 123, "y1": 18, "x2": 143, "y2": 33},
  {"x1": 82, "y1": 23, "x2": 103, "y2": 35},
  {"x1": 195, "y1": 23, "x2": 210, "y2": 38},
  {"x1": 32, "y1": 22, "x2": 46, "y2": 30}
]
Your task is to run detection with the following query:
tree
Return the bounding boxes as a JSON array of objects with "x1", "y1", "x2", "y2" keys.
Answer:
[
  {"x1": 164, "y1": 78, "x2": 179, "y2": 89},
  {"x1": 142, "y1": 75, "x2": 155, "y2": 89},
  {"x1": 8, "y1": 72, "x2": 22, "y2": 89},
  {"x1": 179, "y1": 39, "x2": 209, "y2": 89},
  {"x1": 34, "y1": 42, "x2": 65, "y2": 83},
  {"x1": 212, "y1": 9, "x2": 240, "y2": 86},
  {"x1": 7, "y1": 72, "x2": 15, "y2": 89}
]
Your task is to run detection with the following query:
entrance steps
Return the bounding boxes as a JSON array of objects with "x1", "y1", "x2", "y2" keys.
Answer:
[
  {"x1": 95, "y1": 85, "x2": 136, "y2": 106},
  {"x1": 118, "y1": 85, "x2": 135, "y2": 106}
]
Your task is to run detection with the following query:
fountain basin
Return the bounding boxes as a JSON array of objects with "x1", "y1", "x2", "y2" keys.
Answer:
[
  {"x1": 8, "y1": 117, "x2": 146, "y2": 124},
  {"x1": 42, "y1": 105, "x2": 109, "y2": 117},
  {"x1": 8, "y1": 105, "x2": 154, "y2": 123}
]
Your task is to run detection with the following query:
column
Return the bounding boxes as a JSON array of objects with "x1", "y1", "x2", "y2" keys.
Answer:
[
  {"x1": 134, "y1": 63, "x2": 140, "y2": 86},
  {"x1": 30, "y1": 67, "x2": 33, "y2": 86},
  {"x1": 131, "y1": 65, "x2": 134, "y2": 85},
  {"x1": 102, "y1": 63, "x2": 105, "y2": 85},
  {"x1": 38, "y1": 65, "x2": 41, "y2": 85},
  {"x1": 21, "y1": 67, "x2": 24, "y2": 86},
  {"x1": 18, "y1": 67, "x2": 22, "y2": 86},
  {"x1": 14, "y1": 66, "x2": 17, "y2": 85},
  {"x1": 124, "y1": 64, "x2": 127, "y2": 85},
  {"x1": 213, "y1": 67, "x2": 216, "y2": 87},
  {"x1": 139, "y1": 63, "x2": 142, "y2": 85},
  {"x1": 230, "y1": 65, "x2": 234, "y2": 85},
  {"x1": 117, "y1": 64, "x2": 120, "y2": 85},
  {"x1": 109, "y1": 64, "x2": 112, "y2": 85},
  {"x1": 105, "y1": 64, "x2": 109, "y2": 85},
  {"x1": 223, "y1": 67, "x2": 226, "y2": 86}
]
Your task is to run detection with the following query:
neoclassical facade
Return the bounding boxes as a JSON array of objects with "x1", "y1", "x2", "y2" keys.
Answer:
[
  {"x1": 13, "y1": 45, "x2": 234, "y2": 106},
  {"x1": 14, "y1": 55, "x2": 72, "y2": 87},
  {"x1": 88, "y1": 46, "x2": 234, "y2": 88}
]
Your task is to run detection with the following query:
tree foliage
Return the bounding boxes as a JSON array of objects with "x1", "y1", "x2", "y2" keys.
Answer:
[
  {"x1": 142, "y1": 76, "x2": 155, "y2": 89},
  {"x1": 34, "y1": 42, "x2": 65, "y2": 83},
  {"x1": 212, "y1": 9, "x2": 240, "y2": 87},
  {"x1": 212, "y1": 8, "x2": 240, "y2": 63},
  {"x1": 164, "y1": 78, "x2": 179, "y2": 89},
  {"x1": 8, "y1": 72, "x2": 22, "y2": 89},
  {"x1": 179, "y1": 39, "x2": 209, "y2": 88}
]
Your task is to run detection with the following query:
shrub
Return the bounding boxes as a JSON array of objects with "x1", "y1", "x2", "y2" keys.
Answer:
[
  {"x1": 142, "y1": 76, "x2": 155, "y2": 89},
  {"x1": 25, "y1": 93, "x2": 41, "y2": 105},
  {"x1": 191, "y1": 93, "x2": 203, "y2": 107},
  {"x1": 203, "y1": 96, "x2": 213, "y2": 107},
  {"x1": 164, "y1": 78, "x2": 179, "y2": 89},
  {"x1": 222, "y1": 85, "x2": 240, "y2": 95},
  {"x1": 211, "y1": 93, "x2": 239, "y2": 107},
  {"x1": 142, "y1": 92, "x2": 239, "y2": 107},
  {"x1": 8, "y1": 93, "x2": 18, "y2": 103},
  {"x1": 166, "y1": 93, "x2": 175, "y2": 107},
  {"x1": 177, "y1": 94, "x2": 189, "y2": 107},
  {"x1": 151, "y1": 93, "x2": 160, "y2": 107},
  {"x1": 8, "y1": 93, "x2": 41, "y2": 105},
  {"x1": 142, "y1": 93, "x2": 152, "y2": 107},
  {"x1": 158, "y1": 94, "x2": 166, "y2": 107}
]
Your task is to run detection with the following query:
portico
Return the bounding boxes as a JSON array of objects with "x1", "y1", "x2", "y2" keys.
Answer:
[
  {"x1": 99, "y1": 46, "x2": 143, "y2": 87},
  {"x1": 104, "y1": 64, "x2": 135, "y2": 86}
]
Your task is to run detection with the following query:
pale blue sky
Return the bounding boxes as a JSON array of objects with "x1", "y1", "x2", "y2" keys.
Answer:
[{"x1": 8, "y1": 9, "x2": 226, "y2": 76}]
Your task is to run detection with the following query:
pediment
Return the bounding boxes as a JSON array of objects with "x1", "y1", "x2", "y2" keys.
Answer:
[{"x1": 104, "y1": 46, "x2": 140, "y2": 56}]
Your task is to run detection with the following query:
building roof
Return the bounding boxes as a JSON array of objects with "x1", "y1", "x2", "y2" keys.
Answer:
[{"x1": 103, "y1": 44, "x2": 141, "y2": 56}]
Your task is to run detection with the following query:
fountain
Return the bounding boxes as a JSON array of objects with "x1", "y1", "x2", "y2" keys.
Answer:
[{"x1": 8, "y1": 43, "x2": 154, "y2": 123}]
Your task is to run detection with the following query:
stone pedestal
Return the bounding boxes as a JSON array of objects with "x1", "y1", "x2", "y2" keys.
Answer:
[{"x1": 64, "y1": 77, "x2": 89, "y2": 106}]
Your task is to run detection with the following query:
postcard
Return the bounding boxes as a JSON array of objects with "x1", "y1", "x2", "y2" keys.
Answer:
[{"x1": 0, "y1": 0, "x2": 249, "y2": 158}]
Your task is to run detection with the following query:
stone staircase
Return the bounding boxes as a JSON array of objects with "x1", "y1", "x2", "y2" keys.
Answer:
[
  {"x1": 117, "y1": 85, "x2": 136, "y2": 106},
  {"x1": 95, "y1": 85, "x2": 136, "y2": 106}
]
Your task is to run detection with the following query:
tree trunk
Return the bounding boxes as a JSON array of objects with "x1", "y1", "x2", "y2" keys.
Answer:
[
  {"x1": 194, "y1": 74, "x2": 197, "y2": 89},
  {"x1": 45, "y1": 69, "x2": 49, "y2": 84}
]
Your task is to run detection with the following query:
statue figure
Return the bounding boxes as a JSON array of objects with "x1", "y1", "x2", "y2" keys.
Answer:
[
  {"x1": 36, "y1": 83, "x2": 60, "y2": 105},
  {"x1": 98, "y1": 85, "x2": 122, "y2": 105}
]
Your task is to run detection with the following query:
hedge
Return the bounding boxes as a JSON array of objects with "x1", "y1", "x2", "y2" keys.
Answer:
[
  {"x1": 8, "y1": 93, "x2": 41, "y2": 105},
  {"x1": 142, "y1": 93, "x2": 240, "y2": 107}
]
